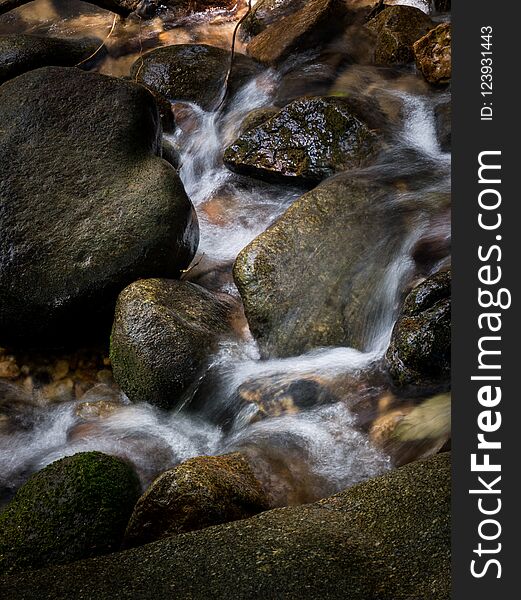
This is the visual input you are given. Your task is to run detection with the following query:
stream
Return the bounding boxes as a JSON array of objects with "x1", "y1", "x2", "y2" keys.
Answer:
[{"x1": 0, "y1": 0, "x2": 451, "y2": 507}]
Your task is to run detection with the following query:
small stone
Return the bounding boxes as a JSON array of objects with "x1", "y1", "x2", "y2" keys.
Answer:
[
  {"x1": 52, "y1": 359, "x2": 69, "y2": 381},
  {"x1": 40, "y1": 378, "x2": 75, "y2": 403},
  {"x1": 96, "y1": 369, "x2": 113, "y2": 385},
  {"x1": 0, "y1": 358, "x2": 20, "y2": 380}
]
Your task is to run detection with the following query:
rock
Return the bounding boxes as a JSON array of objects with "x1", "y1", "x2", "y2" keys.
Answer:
[
  {"x1": 239, "y1": 0, "x2": 306, "y2": 40},
  {"x1": 130, "y1": 44, "x2": 261, "y2": 111},
  {"x1": 233, "y1": 175, "x2": 411, "y2": 358},
  {"x1": 90, "y1": 0, "x2": 140, "y2": 15},
  {"x1": 0, "y1": 454, "x2": 451, "y2": 600},
  {"x1": 238, "y1": 106, "x2": 280, "y2": 135},
  {"x1": 386, "y1": 270, "x2": 451, "y2": 391},
  {"x1": 0, "y1": 452, "x2": 141, "y2": 576},
  {"x1": 435, "y1": 99, "x2": 451, "y2": 151},
  {"x1": 224, "y1": 97, "x2": 379, "y2": 184},
  {"x1": 110, "y1": 278, "x2": 235, "y2": 409},
  {"x1": 413, "y1": 23, "x2": 451, "y2": 85},
  {"x1": 124, "y1": 453, "x2": 269, "y2": 548},
  {"x1": 0, "y1": 34, "x2": 104, "y2": 84},
  {"x1": 0, "y1": 67, "x2": 198, "y2": 344},
  {"x1": 0, "y1": 356, "x2": 20, "y2": 380},
  {"x1": 367, "y1": 5, "x2": 434, "y2": 65},
  {"x1": 246, "y1": 0, "x2": 350, "y2": 65}
]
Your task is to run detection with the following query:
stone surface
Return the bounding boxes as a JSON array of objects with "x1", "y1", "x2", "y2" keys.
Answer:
[
  {"x1": 0, "y1": 454, "x2": 451, "y2": 600},
  {"x1": 367, "y1": 5, "x2": 434, "y2": 65},
  {"x1": 0, "y1": 452, "x2": 140, "y2": 576},
  {"x1": 233, "y1": 175, "x2": 412, "y2": 358},
  {"x1": 130, "y1": 44, "x2": 261, "y2": 111},
  {"x1": 124, "y1": 452, "x2": 269, "y2": 548},
  {"x1": 110, "y1": 278, "x2": 234, "y2": 409},
  {"x1": 224, "y1": 96, "x2": 379, "y2": 184},
  {"x1": 239, "y1": 0, "x2": 306, "y2": 40},
  {"x1": 0, "y1": 66, "x2": 198, "y2": 344},
  {"x1": 413, "y1": 23, "x2": 451, "y2": 85}
]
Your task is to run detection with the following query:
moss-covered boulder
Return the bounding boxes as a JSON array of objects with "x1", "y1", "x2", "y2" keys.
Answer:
[
  {"x1": 0, "y1": 454, "x2": 451, "y2": 599},
  {"x1": 414, "y1": 23, "x2": 452, "y2": 85},
  {"x1": 246, "y1": 0, "x2": 350, "y2": 64},
  {"x1": 233, "y1": 175, "x2": 413, "y2": 358},
  {"x1": 0, "y1": 452, "x2": 140, "y2": 577},
  {"x1": 130, "y1": 44, "x2": 261, "y2": 111},
  {"x1": 0, "y1": 34, "x2": 103, "y2": 84},
  {"x1": 239, "y1": 0, "x2": 306, "y2": 40},
  {"x1": 0, "y1": 66, "x2": 198, "y2": 345},
  {"x1": 386, "y1": 269, "x2": 451, "y2": 391},
  {"x1": 224, "y1": 97, "x2": 379, "y2": 184},
  {"x1": 124, "y1": 453, "x2": 269, "y2": 548},
  {"x1": 110, "y1": 278, "x2": 234, "y2": 409},
  {"x1": 238, "y1": 106, "x2": 280, "y2": 136},
  {"x1": 367, "y1": 5, "x2": 434, "y2": 65}
]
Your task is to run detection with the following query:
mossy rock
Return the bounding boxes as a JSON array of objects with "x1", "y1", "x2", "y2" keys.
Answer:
[
  {"x1": 110, "y1": 278, "x2": 235, "y2": 409},
  {"x1": 239, "y1": 0, "x2": 306, "y2": 40},
  {"x1": 0, "y1": 454, "x2": 451, "y2": 599},
  {"x1": 130, "y1": 44, "x2": 262, "y2": 111},
  {"x1": 386, "y1": 270, "x2": 451, "y2": 391},
  {"x1": 413, "y1": 23, "x2": 452, "y2": 85},
  {"x1": 367, "y1": 5, "x2": 435, "y2": 65},
  {"x1": 0, "y1": 452, "x2": 141, "y2": 577},
  {"x1": 123, "y1": 453, "x2": 269, "y2": 548},
  {"x1": 224, "y1": 96, "x2": 379, "y2": 184}
]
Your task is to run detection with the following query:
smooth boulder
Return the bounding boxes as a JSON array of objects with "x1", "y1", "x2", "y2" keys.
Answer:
[
  {"x1": 413, "y1": 23, "x2": 452, "y2": 85},
  {"x1": 386, "y1": 269, "x2": 451, "y2": 391},
  {"x1": 0, "y1": 454, "x2": 451, "y2": 599},
  {"x1": 367, "y1": 5, "x2": 434, "y2": 65},
  {"x1": 0, "y1": 66, "x2": 198, "y2": 344},
  {"x1": 224, "y1": 96, "x2": 379, "y2": 184},
  {"x1": 130, "y1": 44, "x2": 261, "y2": 111},
  {"x1": 124, "y1": 453, "x2": 269, "y2": 548},
  {"x1": 0, "y1": 452, "x2": 140, "y2": 576},
  {"x1": 110, "y1": 278, "x2": 234, "y2": 409},
  {"x1": 233, "y1": 175, "x2": 411, "y2": 358},
  {"x1": 0, "y1": 34, "x2": 103, "y2": 84}
]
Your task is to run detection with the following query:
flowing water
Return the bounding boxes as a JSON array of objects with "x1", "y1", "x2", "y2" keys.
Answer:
[{"x1": 0, "y1": 0, "x2": 451, "y2": 506}]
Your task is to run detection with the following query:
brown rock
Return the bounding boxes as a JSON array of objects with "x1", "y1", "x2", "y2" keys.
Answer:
[
  {"x1": 0, "y1": 357, "x2": 20, "y2": 380},
  {"x1": 413, "y1": 23, "x2": 451, "y2": 85}
]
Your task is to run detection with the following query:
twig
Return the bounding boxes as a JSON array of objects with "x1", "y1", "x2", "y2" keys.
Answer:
[{"x1": 75, "y1": 13, "x2": 119, "y2": 67}]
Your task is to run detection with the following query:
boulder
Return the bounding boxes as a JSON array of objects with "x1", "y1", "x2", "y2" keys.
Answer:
[
  {"x1": 233, "y1": 175, "x2": 412, "y2": 358},
  {"x1": 237, "y1": 106, "x2": 280, "y2": 136},
  {"x1": 367, "y1": 5, "x2": 434, "y2": 65},
  {"x1": 130, "y1": 44, "x2": 261, "y2": 111},
  {"x1": 0, "y1": 452, "x2": 141, "y2": 576},
  {"x1": 413, "y1": 23, "x2": 451, "y2": 85},
  {"x1": 386, "y1": 269, "x2": 451, "y2": 391},
  {"x1": 246, "y1": 0, "x2": 350, "y2": 65},
  {"x1": 224, "y1": 96, "x2": 379, "y2": 184},
  {"x1": 0, "y1": 454, "x2": 451, "y2": 600},
  {"x1": 110, "y1": 278, "x2": 235, "y2": 409},
  {"x1": 0, "y1": 34, "x2": 103, "y2": 84},
  {"x1": 239, "y1": 0, "x2": 306, "y2": 40},
  {"x1": 124, "y1": 453, "x2": 269, "y2": 548},
  {"x1": 0, "y1": 67, "x2": 198, "y2": 344}
]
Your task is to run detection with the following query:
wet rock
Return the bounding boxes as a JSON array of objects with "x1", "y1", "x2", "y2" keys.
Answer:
[
  {"x1": 234, "y1": 175, "x2": 410, "y2": 358},
  {"x1": 1, "y1": 454, "x2": 451, "y2": 600},
  {"x1": 0, "y1": 452, "x2": 140, "y2": 576},
  {"x1": 239, "y1": 0, "x2": 306, "y2": 40},
  {"x1": 367, "y1": 5, "x2": 434, "y2": 65},
  {"x1": 238, "y1": 106, "x2": 280, "y2": 135},
  {"x1": 386, "y1": 270, "x2": 451, "y2": 391},
  {"x1": 0, "y1": 67, "x2": 198, "y2": 344},
  {"x1": 246, "y1": 0, "x2": 350, "y2": 65},
  {"x1": 75, "y1": 396, "x2": 122, "y2": 420},
  {"x1": 130, "y1": 44, "x2": 261, "y2": 111},
  {"x1": 413, "y1": 23, "x2": 451, "y2": 85},
  {"x1": 124, "y1": 453, "x2": 269, "y2": 548},
  {"x1": 435, "y1": 98, "x2": 451, "y2": 151},
  {"x1": 224, "y1": 96, "x2": 379, "y2": 184},
  {"x1": 0, "y1": 34, "x2": 104, "y2": 84},
  {"x1": 110, "y1": 278, "x2": 235, "y2": 409}
]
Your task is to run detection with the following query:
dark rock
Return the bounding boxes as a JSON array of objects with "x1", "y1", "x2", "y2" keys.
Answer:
[
  {"x1": 435, "y1": 98, "x2": 451, "y2": 151},
  {"x1": 233, "y1": 175, "x2": 413, "y2": 358},
  {"x1": 124, "y1": 452, "x2": 269, "y2": 548},
  {"x1": 246, "y1": 0, "x2": 350, "y2": 65},
  {"x1": 367, "y1": 5, "x2": 434, "y2": 65},
  {"x1": 0, "y1": 454, "x2": 451, "y2": 600},
  {"x1": 224, "y1": 96, "x2": 379, "y2": 184},
  {"x1": 386, "y1": 270, "x2": 451, "y2": 391},
  {"x1": 110, "y1": 278, "x2": 235, "y2": 409},
  {"x1": 0, "y1": 34, "x2": 103, "y2": 84},
  {"x1": 130, "y1": 44, "x2": 261, "y2": 111},
  {"x1": 413, "y1": 23, "x2": 451, "y2": 85},
  {"x1": 239, "y1": 0, "x2": 306, "y2": 40},
  {"x1": 0, "y1": 452, "x2": 140, "y2": 576},
  {"x1": 238, "y1": 106, "x2": 280, "y2": 136},
  {"x1": 161, "y1": 138, "x2": 180, "y2": 169},
  {"x1": 0, "y1": 67, "x2": 198, "y2": 344}
]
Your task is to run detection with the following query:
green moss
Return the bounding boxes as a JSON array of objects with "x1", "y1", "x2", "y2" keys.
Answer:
[{"x1": 0, "y1": 452, "x2": 141, "y2": 576}]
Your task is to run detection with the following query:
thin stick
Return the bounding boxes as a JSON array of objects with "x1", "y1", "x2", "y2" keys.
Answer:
[{"x1": 75, "y1": 13, "x2": 118, "y2": 68}]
